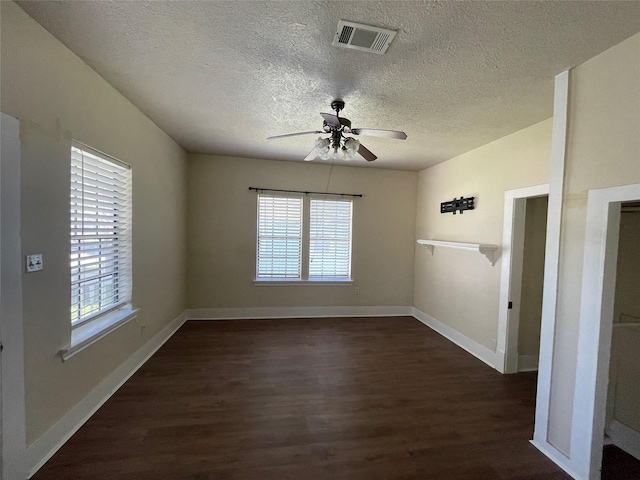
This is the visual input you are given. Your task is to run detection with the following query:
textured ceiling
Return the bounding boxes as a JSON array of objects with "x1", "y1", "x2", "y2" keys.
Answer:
[{"x1": 17, "y1": 1, "x2": 640, "y2": 171}]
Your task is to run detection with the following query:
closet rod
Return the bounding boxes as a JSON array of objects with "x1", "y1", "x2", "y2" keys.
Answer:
[{"x1": 248, "y1": 187, "x2": 362, "y2": 198}]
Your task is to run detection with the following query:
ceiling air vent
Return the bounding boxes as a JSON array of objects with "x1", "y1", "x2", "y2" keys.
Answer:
[{"x1": 332, "y1": 20, "x2": 397, "y2": 54}]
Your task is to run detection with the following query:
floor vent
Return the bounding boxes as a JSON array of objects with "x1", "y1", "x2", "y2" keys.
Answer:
[{"x1": 332, "y1": 20, "x2": 397, "y2": 54}]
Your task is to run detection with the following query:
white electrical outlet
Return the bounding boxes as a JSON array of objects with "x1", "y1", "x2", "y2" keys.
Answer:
[
  {"x1": 354, "y1": 286, "x2": 360, "y2": 295},
  {"x1": 26, "y1": 254, "x2": 43, "y2": 272}
]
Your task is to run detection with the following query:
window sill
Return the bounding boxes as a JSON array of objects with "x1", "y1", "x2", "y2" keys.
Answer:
[
  {"x1": 254, "y1": 279, "x2": 353, "y2": 286},
  {"x1": 60, "y1": 306, "x2": 139, "y2": 362}
]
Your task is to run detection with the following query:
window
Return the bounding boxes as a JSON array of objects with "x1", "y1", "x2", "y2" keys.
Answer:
[
  {"x1": 256, "y1": 195, "x2": 303, "y2": 279},
  {"x1": 256, "y1": 194, "x2": 353, "y2": 282},
  {"x1": 70, "y1": 144, "x2": 132, "y2": 326},
  {"x1": 309, "y1": 198, "x2": 352, "y2": 279}
]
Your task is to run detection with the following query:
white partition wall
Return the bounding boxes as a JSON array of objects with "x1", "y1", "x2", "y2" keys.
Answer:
[{"x1": 1, "y1": 112, "x2": 27, "y2": 480}]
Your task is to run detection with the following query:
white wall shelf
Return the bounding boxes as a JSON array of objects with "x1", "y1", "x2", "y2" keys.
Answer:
[{"x1": 417, "y1": 239, "x2": 499, "y2": 265}]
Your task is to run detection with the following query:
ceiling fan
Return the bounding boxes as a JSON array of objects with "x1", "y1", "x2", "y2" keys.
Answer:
[{"x1": 267, "y1": 99, "x2": 407, "y2": 162}]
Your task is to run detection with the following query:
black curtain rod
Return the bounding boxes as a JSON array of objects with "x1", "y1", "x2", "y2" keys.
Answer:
[{"x1": 248, "y1": 187, "x2": 362, "y2": 198}]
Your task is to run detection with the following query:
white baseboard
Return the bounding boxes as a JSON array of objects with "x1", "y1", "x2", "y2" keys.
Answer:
[
  {"x1": 606, "y1": 418, "x2": 640, "y2": 461},
  {"x1": 518, "y1": 353, "x2": 539, "y2": 372},
  {"x1": 495, "y1": 348, "x2": 507, "y2": 373},
  {"x1": 187, "y1": 305, "x2": 412, "y2": 320},
  {"x1": 26, "y1": 311, "x2": 188, "y2": 478},
  {"x1": 530, "y1": 439, "x2": 583, "y2": 480},
  {"x1": 411, "y1": 307, "x2": 499, "y2": 370}
]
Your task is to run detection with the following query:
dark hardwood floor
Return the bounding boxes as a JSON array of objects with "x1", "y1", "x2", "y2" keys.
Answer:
[
  {"x1": 602, "y1": 444, "x2": 640, "y2": 480},
  {"x1": 33, "y1": 317, "x2": 572, "y2": 479}
]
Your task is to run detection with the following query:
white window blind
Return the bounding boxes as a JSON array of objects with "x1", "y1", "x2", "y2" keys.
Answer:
[
  {"x1": 257, "y1": 194, "x2": 303, "y2": 278},
  {"x1": 71, "y1": 145, "x2": 132, "y2": 326},
  {"x1": 309, "y1": 198, "x2": 353, "y2": 279}
]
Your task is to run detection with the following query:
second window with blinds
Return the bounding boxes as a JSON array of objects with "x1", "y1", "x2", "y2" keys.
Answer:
[
  {"x1": 71, "y1": 143, "x2": 132, "y2": 326},
  {"x1": 256, "y1": 194, "x2": 353, "y2": 282}
]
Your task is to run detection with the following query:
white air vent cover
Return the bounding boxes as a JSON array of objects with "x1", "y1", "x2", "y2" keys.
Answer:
[{"x1": 332, "y1": 20, "x2": 397, "y2": 54}]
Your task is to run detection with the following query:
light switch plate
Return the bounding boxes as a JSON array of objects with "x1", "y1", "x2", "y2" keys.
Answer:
[{"x1": 26, "y1": 254, "x2": 43, "y2": 272}]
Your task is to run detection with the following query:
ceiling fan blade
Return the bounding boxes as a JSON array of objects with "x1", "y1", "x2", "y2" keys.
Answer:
[
  {"x1": 320, "y1": 113, "x2": 341, "y2": 128},
  {"x1": 267, "y1": 130, "x2": 322, "y2": 140},
  {"x1": 303, "y1": 148, "x2": 317, "y2": 162},
  {"x1": 351, "y1": 128, "x2": 407, "y2": 140},
  {"x1": 357, "y1": 143, "x2": 377, "y2": 162}
]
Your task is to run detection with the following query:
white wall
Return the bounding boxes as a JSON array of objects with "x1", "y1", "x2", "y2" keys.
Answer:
[
  {"x1": 546, "y1": 31, "x2": 640, "y2": 455},
  {"x1": 1, "y1": 2, "x2": 188, "y2": 444},
  {"x1": 187, "y1": 155, "x2": 417, "y2": 310},
  {"x1": 413, "y1": 120, "x2": 551, "y2": 351},
  {"x1": 1, "y1": 112, "x2": 28, "y2": 480}
]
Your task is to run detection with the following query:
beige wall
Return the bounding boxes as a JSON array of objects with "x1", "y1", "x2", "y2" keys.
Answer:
[
  {"x1": 187, "y1": 155, "x2": 417, "y2": 309},
  {"x1": 413, "y1": 120, "x2": 551, "y2": 350},
  {"x1": 1, "y1": 2, "x2": 188, "y2": 444},
  {"x1": 609, "y1": 327, "x2": 640, "y2": 433},
  {"x1": 518, "y1": 196, "x2": 548, "y2": 356},
  {"x1": 614, "y1": 210, "x2": 640, "y2": 323},
  {"x1": 547, "y1": 32, "x2": 640, "y2": 454}
]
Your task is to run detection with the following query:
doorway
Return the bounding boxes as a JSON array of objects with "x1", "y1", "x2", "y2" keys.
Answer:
[
  {"x1": 602, "y1": 201, "x2": 640, "y2": 478},
  {"x1": 497, "y1": 184, "x2": 550, "y2": 374},
  {"x1": 570, "y1": 183, "x2": 640, "y2": 480}
]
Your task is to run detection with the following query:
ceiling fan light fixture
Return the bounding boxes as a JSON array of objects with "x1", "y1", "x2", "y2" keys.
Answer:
[
  {"x1": 268, "y1": 100, "x2": 406, "y2": 163},
  {"x1": 314, "y1": 137, "x2": 360, "y2": 161},
  {"x1": 315, "y1": 137, "x2": 331, "y2": 159},
  {"x1": 343, "y1": 137, "x2": 360, "y2": 159}
]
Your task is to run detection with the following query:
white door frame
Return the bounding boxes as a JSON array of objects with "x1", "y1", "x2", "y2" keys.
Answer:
[
  {"x1": 570, "y1": 183, "x2": 640, "y2": 480},
  {"x1": 497, "y1": 183, "x2": 549, "y2": 374},
  {"x1": 1, "y1": 112, "x2": 27, "y2": 479}
]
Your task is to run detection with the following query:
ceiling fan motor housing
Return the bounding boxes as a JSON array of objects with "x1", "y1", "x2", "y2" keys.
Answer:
[
  {"x1": 323, "y1": 117, "x2": 351, "y2": 132},
  {"x1": 331, "y1": 99, "x2": 345, "y2": 113}
]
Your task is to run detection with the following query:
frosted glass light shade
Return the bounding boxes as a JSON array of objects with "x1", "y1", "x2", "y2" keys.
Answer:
[
  {"x1": 343, "y1": 137, "x2": 360, "y2": 159},
  {"x1": 315, "y1": 137, "x2": 330, "y2": 160}
]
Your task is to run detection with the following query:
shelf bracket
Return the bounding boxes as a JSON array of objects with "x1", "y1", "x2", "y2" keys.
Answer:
[{"x1": 478, "y1": 246, "x2": 497, "y2": 266}]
